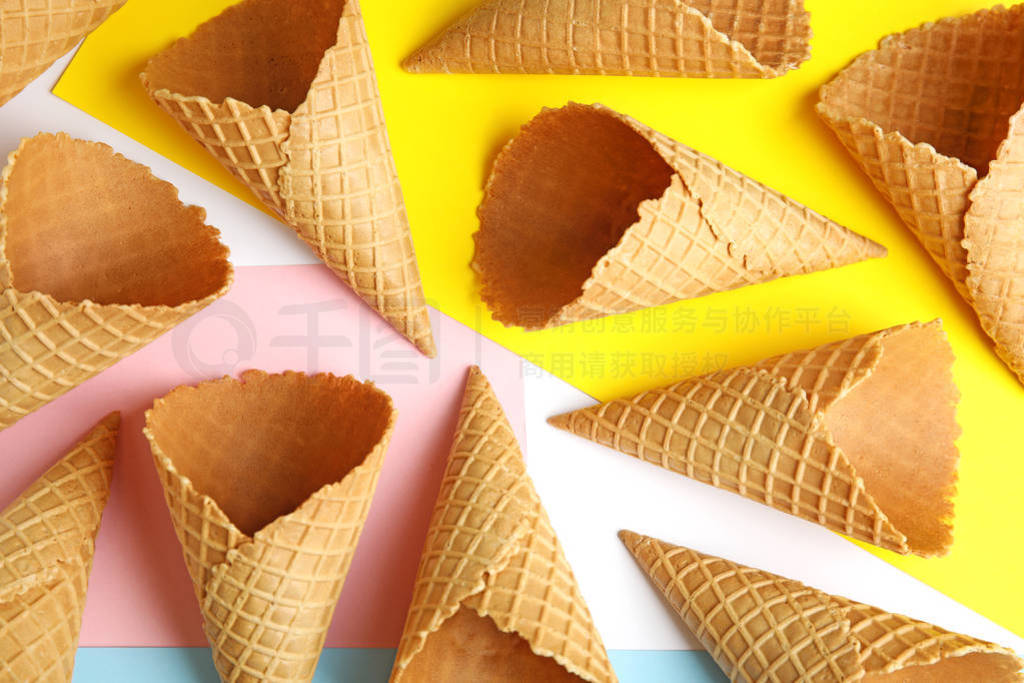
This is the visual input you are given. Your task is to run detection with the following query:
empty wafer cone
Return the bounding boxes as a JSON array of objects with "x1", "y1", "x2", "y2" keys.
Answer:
[
  {"x1": 0, "y1": 133, "x2": 232, "y2": 432},
  {"x1": 818, "y1": 4, "x2": 1024, "y2": 386},
  {"x1": 620, "y1": 532, "x2": 1024, "y2": 682},
  {"x1": 141, "y1": 0, "x2": 436, "y2": 357},
  {"x1": 390, "y1": 367, "x2": 616, "y2": 683},
  {"x1": 475, "y1": 103, "x2": 885, "y2": 330},
  {"x1": 404, "y1": 0, "x2": 811, "y2": 77},
  {"x1": 0, "y1": 0, "x2": 125, "y2": 107},
  {"x1": 144, "y1": 370, "x2": 396, "y2": 683},
  {"x1": 551, "y1": 321, "x2": 960, "y2": 556},
  {"x1": 1, "y1": 413, "x2": 119, "y2": 682}
]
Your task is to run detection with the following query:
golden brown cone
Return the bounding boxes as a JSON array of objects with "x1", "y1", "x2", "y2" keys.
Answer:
[
  {"x1": 0, "y1": 133, "x2": 232, "y2": 432},
  {"x1": 817, "y1": 4, "x2": 1024, "y2": 385},
  {"x1": 620, "y1": 532, "x2": 1024, "y2": 682},
  {"x1": 0, "y1": 413, "x2": 119, "y2": 682},
  {"x1": 144, "y1": 370, "x2": 395, "y2": 683},
  {"x1": 390, "y1": 367, "x2": 616, "y2": 683},
  {"x1": 550, "y1": 321, "x2": 960, "y2": 556},
  {"x1": 140, "y1": 0, "x2": 435, "y2": 357},
  {"x1": 963, "y1": 105, "x2": 1024, "y2": 384},
  {"x1": 474, "y1": 103, "x2": 885, "y2": 330},
  {"x1": 0, "y1": 0, "x2": 125, "y2": 107},
  {"x1": 403, "y1": 0, "x2": 811, "y2": 77}
]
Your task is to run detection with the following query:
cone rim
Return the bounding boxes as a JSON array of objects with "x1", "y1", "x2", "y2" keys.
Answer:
[
  {"x1": 814, "y1": 4, "x2": 1024, "y2": 180},
  {"x1": 138, "y1": 0, "x2": 356, "y2": 116},
  {"x1": 0, "y1": 133, "x2": 234, "y2": 311},
  {"x1": 143, "y1": 369, "x2": 397, "y2": 543}
]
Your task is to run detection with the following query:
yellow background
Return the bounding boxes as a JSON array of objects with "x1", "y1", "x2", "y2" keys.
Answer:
[{"x1": 55, "y1": 0, "x2": 1023, "y2": 637}]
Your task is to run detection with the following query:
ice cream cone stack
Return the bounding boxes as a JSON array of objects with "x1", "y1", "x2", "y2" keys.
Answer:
[
  {"x1": 818, "y1": 4, "x2": 1024, "y2": 385},
  {"x1": 474, "y1": 103, "x2": 885, "y2": 329},
  {"x1": 551, "y1": 321, "x2": 960, "y2": 556},
  {"x1": 390, "y1": 367, "x2": 616, "y2": 683},
  {"x1": 0, "y1": 133, "x2": 232, "y2": 432},
  {"x1": 0, "y1": 413, "x2": 119, "y2": 682},
  {"x1": 0, "y1": 0, "x2": 125, "y2": 107},
  {"x1": 144, "y1": 370, "x2": 396, "y2": 683},
  {"x1": 620, "y1": 531, "x2": 1024, "y2": 682},
  {"x1": 403, "y1": 0, "x2": 811, "y2": 77},
  {"x1": 141, "y1": 0, "x2": 435, "y2": 357}
]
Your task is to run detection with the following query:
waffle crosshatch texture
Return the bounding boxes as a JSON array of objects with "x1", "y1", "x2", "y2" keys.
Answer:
[
  {"x1": 145, "y1": 370, "x2": 397, "y2": 683},
  {"x1": 620, "y1": 532, "x2": 1024, "y2": 682},
  {"x1": 818, "y1": 3, "x2": 1024, "y2": 385},
  {"x1": 0, "y1": 0, "x2": 125, "y2": 106},
  {"x1": 0, "y1": 414, "x2": 118, "y2": 683},
  {"x1": 474, "y1": 103, "x2": 885, "y2": 330},
  {"x1": 403, "y1": 0, "x2": 811, "y2": 77},
  {"x1": 552, "y1": 321, "x2": 961, "y2": 556},
  {"x1": 35, "y1": 0, "x2": 1024, "y2": 655},
  {"x1": 0, "y1": 134, "x2": 232, "y2": 431},
  {"x1": 141, "y1": 0, "x2": 436, "y2": 357},
  {"x1": 391, "y1": 367, "x2": 616, "y2": 683}
]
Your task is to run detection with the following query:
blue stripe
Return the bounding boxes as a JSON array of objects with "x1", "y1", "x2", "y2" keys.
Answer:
[{"x1": 73, "y1": 648, "x2": 727, "y2": 681}]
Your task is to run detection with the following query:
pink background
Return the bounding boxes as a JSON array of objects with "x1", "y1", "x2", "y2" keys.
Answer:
[{"x1": 0, "y1": 264, "x2": 527, "y2": 647}]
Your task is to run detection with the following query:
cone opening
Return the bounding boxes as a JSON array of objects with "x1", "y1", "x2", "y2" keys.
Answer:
[
  {"x1": 400, "y1": 606, "x2": 585, "y2": 682},
  {"x1": 474, "y1": 104, "x2": 674, "y2": 328},
  {"x1": 820, "y1": 5, "x2": 1024, "y2": 175},
  {"x1": 863, "y1": 652, "x2": 1024, "y2": 682},
  {"x1": 824, "y1": 322, "x2": 959, "y2": 555},
  {"x1": 1, "y1": 134, "x2": 230, "y2": 307},
  {"x1": 686, "y1": 0, "x2": 811, "y2": 71},
  {"x1": 146, "y1": 371, "x2": 393, "y2": 537},
  {"x1": 142, "y1": 0, "x2": 346, "y2": 112}
]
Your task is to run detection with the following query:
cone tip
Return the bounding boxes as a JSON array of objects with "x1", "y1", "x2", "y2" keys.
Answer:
[
  {"x1": 97, "y1": 411, "x2": 122, "y2": 432},
  {"x1": 401, "y1": 53, "x2": 424, "y2": 73},
  {"x1": 462, "y1": 365, "x2": 492, "y2": 399},
  {"x1": 82, "y1": 412, "x2": 120, "y2": 457},
  {"x1": 415, "y1": 335, "x2": 438, "y2": 358},
  {"x1": 867, "y1": 238, "x2": 888, "y2": 259},
  {"x1": 401, "y1": 43, "x2": 439, "y2": 74},
  {"x1": 618, "y1": 529, "x2": 647, "y2": 553},
  {"x1": 547, "y1": 412, "x2": 571, "y2": 430}
]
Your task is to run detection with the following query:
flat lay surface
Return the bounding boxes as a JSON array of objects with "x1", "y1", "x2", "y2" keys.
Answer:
[{"x1": 1, "y1": 0, "x2": 1023, "y2": 680}]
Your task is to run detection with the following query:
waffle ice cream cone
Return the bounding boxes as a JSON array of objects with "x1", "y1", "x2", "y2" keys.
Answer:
[
  {"x1": 144, "y1": 370, "x2": 396, "y2": 683},
  {"x1": 475, "y1": 103, "x2": 885, "y2": 330},
  {"x1": 620, "y1": 532, "x2": 1024, "y2": 682},
  {"x1": 391, "y1": 367, "x2": 616, "y2": 683},
  {"x1": 403, "y1": 0, "x2": 811, "y2": 77},
  {"x1": 0, "y1": 0, "x2": 125, "y2": 107},
  {"x1": 141, "y1": 0, "x2": 435, "y2": 357},
  {"x1": 0, "y1": 133, "x2": 232, "y2": 431},
  {"x1": 551, "y1": 321, "x2": 959, "y2": 556},
  {"x1": 1, "y1": 413, "x2": 119, "y2": 682},
  {"x1": 818, "y1": 4, "x2": 1024, "y2": 385}
]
